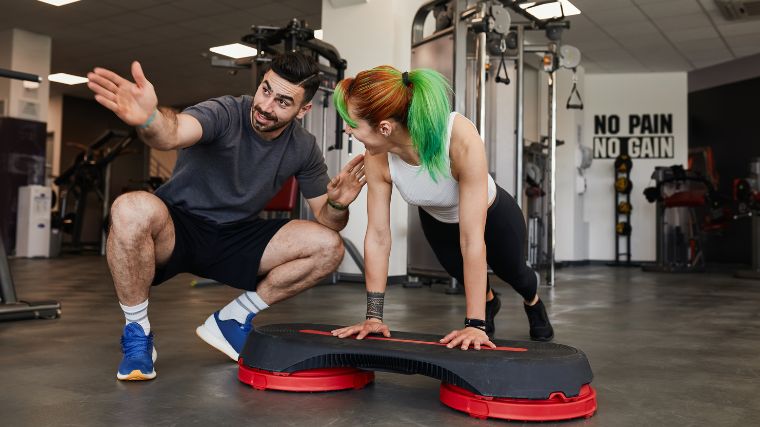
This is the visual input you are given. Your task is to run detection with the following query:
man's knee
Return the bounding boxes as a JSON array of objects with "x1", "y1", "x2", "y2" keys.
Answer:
[
  {"x1": 110, "y1": 191, "x2": 164, "y2": 235},
  {"x1": 315, "y1": 228, "x2": 344, "y2": 271}
]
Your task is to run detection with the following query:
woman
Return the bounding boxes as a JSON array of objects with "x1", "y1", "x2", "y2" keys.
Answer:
[{"x1": 330, "y1": 66, "x2": 553, "y2": 350}]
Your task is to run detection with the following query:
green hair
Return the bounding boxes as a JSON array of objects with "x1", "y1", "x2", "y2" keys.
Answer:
[{"x1": 334, "y1": 66, "x2": 452, "y2": 181}]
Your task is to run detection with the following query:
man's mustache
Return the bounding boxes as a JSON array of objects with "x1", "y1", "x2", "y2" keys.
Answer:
[{"x1": 254, "y1": 106, "x2": 276, "y2": 121}]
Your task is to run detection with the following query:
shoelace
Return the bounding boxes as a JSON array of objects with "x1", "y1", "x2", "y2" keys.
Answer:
[{"x1": 121, "y1": 332, "x2": 153, "y2": 358}]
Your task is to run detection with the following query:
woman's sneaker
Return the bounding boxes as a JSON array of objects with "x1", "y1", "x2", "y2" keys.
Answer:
[
  {"x1": 485, "y1": 292, "x2": 501, "y2": 339},
  {"x1": 117, "y1": 323, "x2": 157, "y2": 381},
  {"x1": 524, "y1": 298, "x2": 554, "y2": 341},
  {"x1": 196, "y1": 311, "x2": 255, "y2": 362}
]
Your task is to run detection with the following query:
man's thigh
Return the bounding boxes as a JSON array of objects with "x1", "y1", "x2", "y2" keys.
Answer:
[{"x1": 258, "y1": 220, "x2": 339, "y2": 275}]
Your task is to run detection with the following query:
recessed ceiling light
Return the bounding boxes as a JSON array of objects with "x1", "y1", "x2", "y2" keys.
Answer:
[
  {"x1": 37, "y1": 0, "x2": 81, "y2": 6},
  {"x1": 314, "y1": 29, "x2": 324, "y2": 40},
  {"x1": 209, "y1": 43, "x2": 258, "y2": 59},
  {"x1": 520, "y1": 0, "x2": 581, "y2": 20},
  {"x1": 48, "y1": 73, "x2": 88, "y2": 85}
]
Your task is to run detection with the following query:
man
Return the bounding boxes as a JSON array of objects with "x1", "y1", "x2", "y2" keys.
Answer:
[{"x1": 86, "y1": 52, "x2": 365, "y2": 381}]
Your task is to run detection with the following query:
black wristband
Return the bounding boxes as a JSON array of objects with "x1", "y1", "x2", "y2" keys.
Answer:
[
  {"x1": 366, "y1": 291, "x2": 385, "y2": 321},
  {"x1": 464, "y1": 318, "x2": 487, "y2": 332},
  {"x1": 327, "y1": 198, "x2": 348, "y2": 211}
]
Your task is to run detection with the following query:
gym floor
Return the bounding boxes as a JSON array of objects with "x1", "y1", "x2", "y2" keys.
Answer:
[{"x1": 2, "y1": 256, "x2": 759, "y2": 426}]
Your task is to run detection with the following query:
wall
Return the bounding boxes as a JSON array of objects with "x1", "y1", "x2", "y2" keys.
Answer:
[
  {"x1": 583, "y1": 73, "x2": 689, "y2": 261},
  {"x1": 321, "y1": 0, "x2": 430, "y2": 277},
  {"x1": 688, "y1": 76, "x2": 759, "y2": 264}
]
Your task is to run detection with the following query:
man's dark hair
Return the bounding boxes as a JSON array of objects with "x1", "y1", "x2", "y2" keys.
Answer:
[{"x1": 269, "y1": 51, "x2": 321, "y2": 104}]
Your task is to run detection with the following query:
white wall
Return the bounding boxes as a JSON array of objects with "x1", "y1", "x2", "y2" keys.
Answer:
[
  {"x1": 321, "y1": 0, "x2": 430, "y2": 277},
  {"x1": 0, "y1": 29, "x2": 51, "y2": 122},
  {"x1": 583, "y1": 73, "x2": 688, "y2": 261}
]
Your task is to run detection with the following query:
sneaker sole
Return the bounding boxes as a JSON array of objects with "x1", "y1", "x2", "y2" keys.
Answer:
[
  {"x1": 117, "y1": 369, "x2": 156, "y2": 381},
  {"x1": 196, "y1": 316, "x2": 239, "y2": 362},
  {"x1": 116, "y1": 347, "x2": 158, "y2": 381}
]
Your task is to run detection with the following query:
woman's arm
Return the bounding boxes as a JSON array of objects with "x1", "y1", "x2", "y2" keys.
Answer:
[
  {"x1": 439, "y1": 114, "x2": 495, "y2": 350},
  {"x1": 332, "y1": 151, "x2": 393, "y2": 339},
  {"x1": 452, "y1": 115, "x2": 490, "y2": 321},
  {"x1": 363, "y1": 150, "x2": 393, "y2": 307}
]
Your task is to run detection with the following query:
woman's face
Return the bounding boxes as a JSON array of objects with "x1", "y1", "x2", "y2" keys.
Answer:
[{"x1": 344, "y1": 103, "x2": 389, "y2": 155}]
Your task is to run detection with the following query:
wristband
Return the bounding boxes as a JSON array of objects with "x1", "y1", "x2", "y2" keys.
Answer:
[
  {"x1": 327, "y1": 198, "x2": 348, "y2": 211},
  {"x1": 366, "y1": 291, "x2": 384, "y2": 321},
  {"x1": 138, "y1": 108, "x2": 158, "y2": 129},
  {"x1": 464, "y1": 318, "x2": 486, "y2": 332}
]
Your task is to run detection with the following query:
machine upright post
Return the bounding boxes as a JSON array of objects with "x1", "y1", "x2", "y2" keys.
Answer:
[
  {"x1": 547, "y1": 67, "x2": 557, "y2": 287},
  {"x1": 515, "y1": 25, "x2": 524, "y2": 208}
]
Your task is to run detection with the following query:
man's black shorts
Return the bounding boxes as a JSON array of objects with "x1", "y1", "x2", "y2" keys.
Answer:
[{"x1": 152, "y1": 200, "x2": 290, "y2": 291}]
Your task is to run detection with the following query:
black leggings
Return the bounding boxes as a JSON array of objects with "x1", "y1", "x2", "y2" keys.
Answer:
[{"x1": 418, "y1": 185, "x2": 538, "y2": 302}]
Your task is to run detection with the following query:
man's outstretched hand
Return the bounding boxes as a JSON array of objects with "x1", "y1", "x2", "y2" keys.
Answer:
[{"x1": 87, "y1": 61, "x2": 157, "y2": 126}]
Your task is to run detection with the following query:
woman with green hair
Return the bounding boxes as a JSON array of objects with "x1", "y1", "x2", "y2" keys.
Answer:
[{"x1": 331, "y1": 65, "x2": 553, "y2": 350}]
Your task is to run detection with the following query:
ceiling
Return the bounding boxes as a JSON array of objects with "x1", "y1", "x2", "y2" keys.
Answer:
[
  {"x1": 0, "y1": 0, "x2": 321, "y2": 106},
  {"x1": 564, "y1": 0, "x2": 760, "y2": 73},
  {"x1": 1, "y1": 0, "x2": 759, "y2": 105}
]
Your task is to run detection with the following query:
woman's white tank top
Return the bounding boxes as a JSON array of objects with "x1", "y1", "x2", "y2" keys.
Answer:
[{"x1": 387, "y1": 112, "x2": 496, "y2": 223}]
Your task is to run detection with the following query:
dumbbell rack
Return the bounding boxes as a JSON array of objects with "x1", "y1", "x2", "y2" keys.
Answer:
[{"x1": 610, "y1": 157, "x2": 635, "y2": 266}]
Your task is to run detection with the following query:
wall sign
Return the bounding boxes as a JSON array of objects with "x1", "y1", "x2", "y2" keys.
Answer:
[{"x1": 592, "y1": 114, "x2": 674, "y2": 159}]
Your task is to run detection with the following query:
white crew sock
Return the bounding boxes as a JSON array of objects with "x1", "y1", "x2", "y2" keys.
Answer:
[
  {"x1": 218, "y1": 291, "x2": 269, "y2": 323},
  {"x1": 120, "y1": 299, "x2": 151, "y2": 334}
]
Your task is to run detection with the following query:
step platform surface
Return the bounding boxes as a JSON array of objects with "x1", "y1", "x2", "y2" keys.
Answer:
[{"x1": 239, "y1": 323, "x2": 594, "y2": 400}]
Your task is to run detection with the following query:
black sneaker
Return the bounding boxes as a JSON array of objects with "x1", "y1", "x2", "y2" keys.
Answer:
[
  {"x1": 485, "y1": 291, "x2": 501, "y2": 339},
  {"x1": 524, "y1": 298, "x2": 554, "y2": 341}
]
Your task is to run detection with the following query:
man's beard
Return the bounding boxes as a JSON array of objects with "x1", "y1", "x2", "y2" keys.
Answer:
[{"x1": 251, "y1": 106, "x2": 292, "y2": 133}]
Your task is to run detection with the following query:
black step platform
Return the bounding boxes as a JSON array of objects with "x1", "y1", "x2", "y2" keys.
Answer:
[{"x1": 238, "y1": 323, "x2": 596, "y2": 421}]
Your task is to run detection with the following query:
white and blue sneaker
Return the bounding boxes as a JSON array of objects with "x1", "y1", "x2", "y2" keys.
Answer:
[
  {"x1": 195, "y1": 311, "x2": 255, "y2": 361},
  {"x1": 117, "y1": 323, "x2": 157, "y2": 381}
]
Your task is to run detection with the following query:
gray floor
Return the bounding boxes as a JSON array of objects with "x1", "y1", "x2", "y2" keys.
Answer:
[{"x1": 2, "y1": 255, "x2": 759, "y2": 426}]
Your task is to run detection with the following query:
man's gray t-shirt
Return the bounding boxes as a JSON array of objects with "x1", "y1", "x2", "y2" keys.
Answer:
[{"x1": 154, "y1": 95, "x2": 330, "y2": 224}]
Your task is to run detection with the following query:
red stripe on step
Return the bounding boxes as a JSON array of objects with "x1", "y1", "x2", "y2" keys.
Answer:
[{"x1": 299, "y1": 329, "x2": 527, "y2": 352}]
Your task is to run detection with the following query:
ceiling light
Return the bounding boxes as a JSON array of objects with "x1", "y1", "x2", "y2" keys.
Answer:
[
  {"x1": 209, "y1": 43, "x2": 258, "y2": 59},
  {"x1": 37, "y1": 0, "x2": 81, "y2": 6},
  {"x1": 23, "y1": 81, "x2": 41, "y2": 89},
  {"x1": 520, "y1": 0, "x2": 581, "y2": 20},
  {"x1": 48, "y1": 73, "x2": 88, "y2": 85},
  {"x1": 314, "y1": 29, "x2": 324, "y2": 40}
]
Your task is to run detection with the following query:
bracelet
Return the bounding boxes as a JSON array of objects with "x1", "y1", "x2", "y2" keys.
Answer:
[
  {"x1": 327, "y1": 198, "x2": 348, "y2": 211},
  {"x1": 464, "y1": 318, "x2": 486, "y2": 332},
  {"x1": 366, "y1": 291, "x2": 384, "y2": 321},
  {"x1": 138, "y1": 108, "x2": 158, "y2": 129}
]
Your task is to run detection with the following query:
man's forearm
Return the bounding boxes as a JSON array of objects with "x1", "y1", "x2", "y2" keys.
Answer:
[
  {"x1": 317, "y1": 202, "x2": 349, "y2": 231},
  {"x1": 136, "y1": 107, "x2": 179, "y2": 150}
]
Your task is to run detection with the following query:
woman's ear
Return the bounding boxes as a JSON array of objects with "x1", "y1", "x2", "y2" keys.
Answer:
[{"x1": 378, "y1": 120, "x2": 393, "y2": 137}]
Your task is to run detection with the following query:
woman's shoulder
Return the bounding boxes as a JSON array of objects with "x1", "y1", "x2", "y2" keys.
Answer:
[
  {"x1": 364, "y1": 150, "x2": 392, "y2": 183},
  {"x1": 449, "y1": 113, "x2": 481, "y2": 152}
]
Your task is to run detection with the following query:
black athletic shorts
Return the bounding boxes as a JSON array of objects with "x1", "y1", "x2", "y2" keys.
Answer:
[{"x1": 151, "y1": 200, "x2": 290, "y2": 291}]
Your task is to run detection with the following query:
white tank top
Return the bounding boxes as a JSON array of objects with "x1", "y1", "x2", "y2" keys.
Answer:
[{"x1": 388, "y1": 112, "x2": 497, "y2": 223}]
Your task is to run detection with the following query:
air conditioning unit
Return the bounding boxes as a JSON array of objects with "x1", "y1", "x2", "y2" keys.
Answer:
[{"x1": 715, "y1": 0, "x2": 760, "y2": 20}]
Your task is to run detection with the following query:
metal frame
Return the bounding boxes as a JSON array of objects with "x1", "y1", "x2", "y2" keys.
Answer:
[
  {"x1": 0, "y1": 70, "x2": 61, "y2": 321},
  {"x1": 409, "y1": 0, "x2": 569, "y2": 288}
]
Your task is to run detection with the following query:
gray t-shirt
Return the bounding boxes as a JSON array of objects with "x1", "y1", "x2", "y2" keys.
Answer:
[{"x1": 154, "y1": 95, "x2": 330, "y2": 224}]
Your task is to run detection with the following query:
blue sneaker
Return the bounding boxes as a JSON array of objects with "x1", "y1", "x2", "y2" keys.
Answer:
[
  {"x1": 195, "y1": 311, "x2": 254, "y2": 361},
  {"x1": 117, "y1": 323, "x2": 157, "y2": 381}
]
